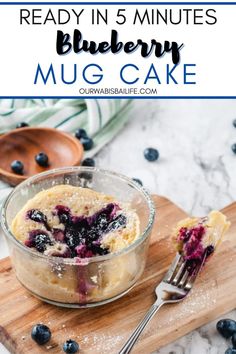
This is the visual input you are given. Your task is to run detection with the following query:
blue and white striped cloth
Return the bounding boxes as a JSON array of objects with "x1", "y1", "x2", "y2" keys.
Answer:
[{"x1": 0, "y1": 98, "x2": 133, "y2": 204}]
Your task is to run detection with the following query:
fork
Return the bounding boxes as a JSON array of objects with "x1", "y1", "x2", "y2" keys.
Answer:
[{"x1": 119, "y1": 252, "x2": 206, "y2": 354}]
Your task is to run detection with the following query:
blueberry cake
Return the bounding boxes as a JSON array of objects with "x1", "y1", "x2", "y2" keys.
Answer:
[
  {"x1": 11, "y1": 185, "x2": 141, "y2": 304},
  {"x1": 173, "y1": 210, "x2": 230, "y2": 267}
]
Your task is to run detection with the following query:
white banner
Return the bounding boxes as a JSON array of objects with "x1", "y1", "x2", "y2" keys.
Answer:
[{"x1": 0, "y1": 2, "x2": 235, "y2": 97}]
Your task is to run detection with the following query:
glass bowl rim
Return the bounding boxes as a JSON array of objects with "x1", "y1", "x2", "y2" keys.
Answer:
[{"x1": 1, "y1": 166, "x2": 155, "y2": 264}]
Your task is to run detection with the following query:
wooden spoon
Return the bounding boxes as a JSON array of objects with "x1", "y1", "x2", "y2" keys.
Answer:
[{"x1": 0, "y1": 127, "x2": 84, "y2": 186}]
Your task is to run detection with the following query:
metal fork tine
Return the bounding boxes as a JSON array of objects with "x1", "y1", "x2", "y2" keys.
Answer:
[
  {"x1": 171, "y1": 260, "x2": 187, "y2": 285},
  {"x1": 178, "y1": 269, "x2": 189, "y2": 288},
  {"x1": 184, "y1": 265, "x2": 201, "y2": 290},
  {"x1": 185, "y1": 254, "x2": 207, "y2": 290},
  {"x1": 163, "y1": 253, "x2": 182, "y2": 283}
]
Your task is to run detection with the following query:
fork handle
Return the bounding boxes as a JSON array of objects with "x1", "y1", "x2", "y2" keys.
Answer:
[{"x1": 118, "y1": 301, "x2": 164, "y2": 354}]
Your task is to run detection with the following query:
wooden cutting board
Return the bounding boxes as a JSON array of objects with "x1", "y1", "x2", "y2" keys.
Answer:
[{"x1": 0, "y1": 195, "x2": 236, "y2": 354}]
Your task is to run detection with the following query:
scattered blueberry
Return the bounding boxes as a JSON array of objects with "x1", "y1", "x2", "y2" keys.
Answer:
[
  {"x1": 11, "y1": 160, "x2": 24, "y2": 175},
  {"x1": 63, "y1": 339, "x2": 79, "y2": 353},
  {"x1": 80, "y1": 136, "x2": 94, "y2": 151},
  {"x1": 35, "y1": 152, "x2": 49, "y2": 167},
  {"x1": 132, "y1": 178, "x2": 143, "y2": 186},
  {"x1": 216, "y1": 319, "x2": 236, "y2": 339},
  {"x1": 81, "y1": 158, "x2": 95, "y2": 167},
  {"x1": 16, "y1": 122, "x2": 29, "y2": 128},
  {"x1": 144, "y1": 147, "x2": 159, "y2": 162},
  {"x1": 232, "y1": 333, "x2": 236, "y2": 348},
  {"x1": 75, "y1": 128, "x2": 87, "y2": 140},
  {"x1": 31, "y1": 324, "x2": 51, "y2": 345},
  {"x1": 231, "y1": 144, "x2": 236, "y2": 154},
  {"x1": 225, "y1": 349, "x2": 236, "y2": 354},
  {"x1": 233, "y1": 119, "x2": 236, "y2": 128}
]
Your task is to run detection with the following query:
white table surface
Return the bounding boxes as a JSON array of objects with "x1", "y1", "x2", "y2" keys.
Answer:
[{"x1": 1, "y1": 99, "x2": 236, "y2": 354}]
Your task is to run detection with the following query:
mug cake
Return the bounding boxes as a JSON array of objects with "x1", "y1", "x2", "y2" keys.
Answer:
[{"x1": 2, "y1": 168, "x2": 155, "y2": 307}]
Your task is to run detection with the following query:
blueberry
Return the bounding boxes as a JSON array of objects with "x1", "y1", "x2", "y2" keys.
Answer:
[
  {"x1": 232, "y1": 333, "x2": 236, "y2": 348},
  {"x1": 27, "y1": 209, "x2": 47, "y2": 224},
  {"x1": 216, "y1": 319, "x2": 236, "y2": 338},
  {"x1": 80, "y1": 136, "x2": 94, "y2": 151},
  {"x1": 233, "y1": 119, "x2": 236, "y2": 128},
  {"x1": 11, "y1": 160, "x2": 24, "y2": 175},
  {"x1": 25, "y1": 230, "x2": 52, "y2": 251},
  {"x1": 34, "y1": 233, "x2": 53, "y2": 253},
  {"x1": 132, "y1": 178, "x2": 143, "y2": 186},
  {"x1": 81, "y1": 158, "x2": 95, "y2": 167},
  {"x1": 75, "y1": 128, "x2": 87, "y2": 140},
  {"x1": 144, "y1": 147, "x2": 159, "y2": 162},
  {"x1": 225, "y1": 349, "x2": 236, "y2": 354},
  {"x1": 31, "y1": 324, "x2": 51, "y2": 345},
  {"x1": 89, "y1": 243, "x2": 109, "y2": 256},
  {"x1": 106, "y1": 214, "x2": 127, "y2": 233},
  {"x1": 54, "y1": 205, "x2": 71, "y2": 225},
  {"x1": 63, "y1": 339, "x2": 79, "y2": 353},
  {"x1": 232, "y1": 144, "x2": 236, "y2": 154},
  {"x1": 16, "y1": 122, "x2": 29, "y2": 128},
  {"x1": 206, "y1": 245, "x2": 214, "y2": 256},
  {"x1": 35, "y1": 152, "x2": 49, "y2": 167}
]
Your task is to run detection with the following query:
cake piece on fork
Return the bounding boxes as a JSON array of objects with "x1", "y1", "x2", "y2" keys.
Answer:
[{"x1": 173, "y1": 211, "x2": 230, "y2": 266}]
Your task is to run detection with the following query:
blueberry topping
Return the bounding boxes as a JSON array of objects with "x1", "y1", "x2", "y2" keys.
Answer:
[
  {"x1": 75, "y1": 128, "x2": 87, "y2": 140},
  {"x1": 225, "y1": 349, "x2": 236, "y2": 354},
  {"x1": 61, "y1": 203, "x2": 124, "y2": 258},
  {"x1": 35, "y1": 152, "x2": 49, "y2": 167},
  {"x1": 88, "y1": 243, "x2": 109, "y2": 256},
  {"x1": 16, "y1": 122, "x2": 29, "y2": 128},
  {"x1": 27, "y1": 209, "x2": 50, "y2": 230},
  {"x1": 132, "y1": 178, "x2": 143, "y2": 186},
  {"x1": 178, "y1": 227, "x2": 191, "y2": 242},
  {"x1": 11, "y1": 160, "x2": 24, "y2": 175},
  {"x1": 232, "y1": 144, "x2": 236, "y2": 154},
  {"x1": 66, "y1": 227, "x2": 83, "y2": 252},
  {"x1": 232, "y1": 333, "x2": 236, "y2": 348},
  {"x1": 217, "y1": 319, "x2": 236, "y2": 338},
  {"x1": 25, "y1": 230, "x2": 52, "y2": 252},
  {"x1": 26, "y1": 203, "x2": 126, "y2": 258},
  {"x1": 144, "y1": 147, "x2": 159, "y2": 162},
  {"x1": 233, "y1": 119, "x2": 236, "y2": 128},
  {"x1": 75, "y1": 244, "x2": 94, "y2": 258},
  {"x1": 80, "y1": 136, "x2": 94, "y2": 151},
  {"x1": 54, "y1": 205, "x2": 71, "y2": 224},
  {"x1": 106, "y1": 214, "x2": 127, "y2": 233},
  {"x1": 34, "y1": 233, "x2": 53, "y2": 252},
  {"x1": 178, "y1": 225, "x2": 207, "y2": 262},
  {"x1": 63, "y1": 339, "x2": 79, "y2": 353},
  {"x1": 52, "y1": 228, "x2": 65, "y2": 242},
  {"x1": 27, "y1": 209, "x2": 46, "y2": 223},
  {"x1": 31, "y1": 324, "x2": 51, "y2": 345},
  {"x1": 81, "y1": 158, "x2": 95, "y2": 167}
]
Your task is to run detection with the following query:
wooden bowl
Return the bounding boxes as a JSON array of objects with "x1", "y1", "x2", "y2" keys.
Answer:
[{"x1": 0, "y1": 127, "x2": 84, "y2": 186}]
